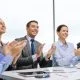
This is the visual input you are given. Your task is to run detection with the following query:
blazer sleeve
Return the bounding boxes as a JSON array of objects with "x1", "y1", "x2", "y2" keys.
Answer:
[
  {"x1": 38, "y1": 53, "x2": 52, "y2": 68},
  {"x1": 15, "y1": 37, "x2": 34, "y2": 68},
  {"x1": 16, "y1": 50, "x2": 33, "y2": 67}
]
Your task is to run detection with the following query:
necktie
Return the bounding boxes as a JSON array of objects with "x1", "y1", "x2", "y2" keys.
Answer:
[{"x1": 31, "y1": 39, "x2": 35, "y2": 55}]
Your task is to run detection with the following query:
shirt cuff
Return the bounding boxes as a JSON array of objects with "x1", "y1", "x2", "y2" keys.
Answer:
[
  {"x1": 0, "y1": 54, "x2": 13, "y2": 65},
  {"x1": 32, "y1": 54, "x2": 37, "y2": 62},
  {"x1": 44, "y1": 55, "x2": 50, "y2": 61}
]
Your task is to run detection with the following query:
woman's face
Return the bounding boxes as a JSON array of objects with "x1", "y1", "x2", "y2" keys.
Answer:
[
  {"x1": 0, "y1": 21, "x2": 6, "y2": 34},
  {"x1": 57, "y1": 26, "x2": 68, "y2": 40}
]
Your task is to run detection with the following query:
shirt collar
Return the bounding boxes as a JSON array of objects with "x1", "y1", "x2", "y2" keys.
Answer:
[
  {"x1": 58, "y1": 39, "x2": 68, "y2": 47},
  {"x1": 26, "y1": 35, "x2": 35, "y2": 41}
]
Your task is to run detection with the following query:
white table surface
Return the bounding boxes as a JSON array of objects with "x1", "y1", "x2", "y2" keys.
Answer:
[{"x1": 2, "y1": 67, "x2": 80, "y2": 80}]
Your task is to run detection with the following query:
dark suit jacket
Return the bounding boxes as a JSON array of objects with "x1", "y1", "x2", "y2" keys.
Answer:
[{"x1": 13, "y1": 36, "x2": 52, "y2": 70}]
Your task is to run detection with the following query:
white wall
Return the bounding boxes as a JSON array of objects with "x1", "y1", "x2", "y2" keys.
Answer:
[
  {"x1": 55, "y1": 0, "x2": 80, "y2": 48},
  {"x1": 0, "y1": 0, "x2": 54, "y2": 46}
]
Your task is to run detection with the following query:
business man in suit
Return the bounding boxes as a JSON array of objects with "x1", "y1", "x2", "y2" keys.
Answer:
[{"x1": 14, "y1": 20, "x2": 55, "y2": 70}]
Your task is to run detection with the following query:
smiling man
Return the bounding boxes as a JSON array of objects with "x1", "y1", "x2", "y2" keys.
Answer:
[{"x1": 13, "y1": 20, "x2": 55, "y2": 70}]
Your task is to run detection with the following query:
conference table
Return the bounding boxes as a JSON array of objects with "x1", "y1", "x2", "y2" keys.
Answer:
[{"x1": 0, "y1": 66, "x2": 80, "y2": 80}]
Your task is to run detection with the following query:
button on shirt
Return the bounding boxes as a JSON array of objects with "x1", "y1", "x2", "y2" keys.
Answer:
[{"x1": 53, "y1": 40, "x2": 79, "y2": 66}]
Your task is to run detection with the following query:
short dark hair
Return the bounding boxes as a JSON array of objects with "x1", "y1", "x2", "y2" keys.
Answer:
[
  {"x1": 26, "y1": 20, "x2": 38, "y2": 28},
  {"x1": 77, "y1": 42, "x2": 80, "y2": 49},
  {"x1": 57, "y1": 24, "x2": 68, "y2": 32}
]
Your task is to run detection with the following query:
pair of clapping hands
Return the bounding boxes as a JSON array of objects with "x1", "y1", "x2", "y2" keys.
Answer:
[
  {"x1": 3, "y1": 40, "x2": 27, "y2": 64},
  {"x1": 36, "y1": 43, "x2": 56, "y2": 60}
]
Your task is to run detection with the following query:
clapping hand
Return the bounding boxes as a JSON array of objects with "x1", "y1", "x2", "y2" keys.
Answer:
[
  {"x1": 3, "y1": 40, "x2": 26, "y2": 58},
  {"x1": 36, "y1": 43, "x2": 45, "y2": 58},
  {"x1": 75, "y1": 48, "x2": 80, "y2": 56},
  {"x1": 46, "y1": 44, "x2": 56, "y2": 60}
]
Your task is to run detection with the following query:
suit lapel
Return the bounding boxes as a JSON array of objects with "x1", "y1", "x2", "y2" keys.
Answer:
[
  {"x1": 24, "y1": 36, "x2": 40, "y2": 55},
  {"x1": 34, "y1": 41, "x2": 40, "y2": 54}
]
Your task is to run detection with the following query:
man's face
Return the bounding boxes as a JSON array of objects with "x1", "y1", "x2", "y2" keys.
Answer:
[
  {"x1": 27, "y1": 22, "x2": 39, "y2": 38},
  {"x1": 0, "y1": 21, "x2": 6, "y2": 34}
]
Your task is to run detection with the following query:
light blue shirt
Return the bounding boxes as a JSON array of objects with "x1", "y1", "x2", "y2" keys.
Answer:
[
  {"x1": 53, "y1": 40, "x2": 79, "y2": 67},
  {"x1": 0, "y1": 53, "x2": 13, "y2": 74}
]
